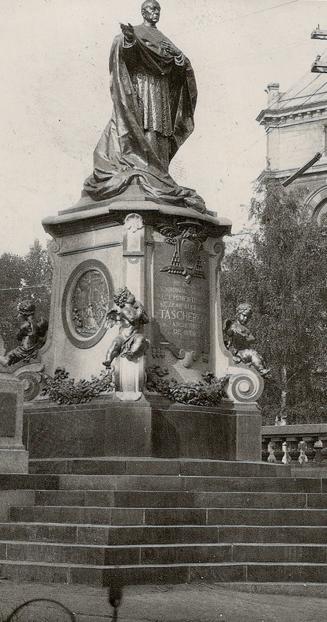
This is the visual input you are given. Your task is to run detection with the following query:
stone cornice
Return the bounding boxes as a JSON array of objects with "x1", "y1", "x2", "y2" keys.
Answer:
[{"x1": 257, "y1": 99, "x2": 327, "y2": 126}]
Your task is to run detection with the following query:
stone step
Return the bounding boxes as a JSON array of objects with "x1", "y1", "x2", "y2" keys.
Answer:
[
  {"x1": 1, "y1": 559, "x2": 327, "y2": 586},
  {"x1": 9, "y1": 506, "x2": 327, "y2": 526},
  {"x1": 0, "y1": 475, "x2": 59, "y2": 490},
  {"x1": 8, "y1": 506, "x2": 208, "y2": 526},
  {"x1": 0, "y1": 541, "x2": 232, "y2": 565},
  {"x1": 0, "y1": 523, "x2": 220, "y2": 545},
  {"x1": 219, "y1": 525, "x2": 327, "y2": 544},
  {"x1": 28, "y1": 458, "x2": 291, "y2": 478},
  {"x1": 1, "y1": 540, "x2": 326, "y2": 566},
  {"x1": 54, "y1": 474, "x2": 323, "y2": 493},
  {"x1": 2, "y1": 456, "x2": 326, "y2": 589},
  {"x1": 1, "y1": 522, "x2": 327, "y2": 546},
  {"x1": 1, "y1": 472, "x2": 323, "y2": 494},
  {"x1": 34, "y1": 489, "x2": 314, "y2": 509},
  {"x1": 231, "y1": 543, "x2": 327, "y2": 564}
]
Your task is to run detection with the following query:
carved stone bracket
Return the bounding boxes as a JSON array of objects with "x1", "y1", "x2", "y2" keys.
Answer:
[
  {"x1": 48, "y1": 238, "x2": 61, "y2": 255},
  {"x1": 213, "y1": 240, "x2": 226, "y2": 267},
  {"x1": 0, "y1": 360, "x2": 45, "y2": 403},
  {"x1": 15, "y1": 365, "x2": 44, "y2": 402},
  {"x1": 123, "y1": 213, "x2": 144, "y2": 256}
]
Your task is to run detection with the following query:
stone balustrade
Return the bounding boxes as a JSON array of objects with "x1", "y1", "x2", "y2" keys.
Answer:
[{"x1": 262, "y1": 424, "x2": 327, "y2": 465}]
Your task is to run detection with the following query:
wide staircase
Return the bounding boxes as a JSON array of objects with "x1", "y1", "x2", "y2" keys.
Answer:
[{"x1": 0, "y1": 457, "x2": 327, "y2": 586}]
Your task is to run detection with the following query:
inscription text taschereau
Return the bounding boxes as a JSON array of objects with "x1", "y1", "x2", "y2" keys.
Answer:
[
  {"x1": 154, "y1": 245, "x2": 210, "y2": 353},
  {"x1": 159, "y1": 286, "x2": 202, "y2": 339}
]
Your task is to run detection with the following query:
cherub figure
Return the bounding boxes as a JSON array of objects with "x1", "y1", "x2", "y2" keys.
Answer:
[
  {"x1": 224, "y1": 303, "x2": 270, "y2": 377},
  {"x1": 0, "y1": 299, "x2": 48, "y2": 367},
  {"x1": 103, "y1": 287, "x2": 149, "y2": 369}
]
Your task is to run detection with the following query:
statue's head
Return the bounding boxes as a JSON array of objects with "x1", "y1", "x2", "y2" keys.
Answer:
[
  {"x1": 113, "y1": 287, "x2": 135, "y2": 307},
  {"x1": 17, "y1": 299, "x2": 35, "y2": 318},
  {"x1": 141, "y1": 0, "x2": 161, "y2": 25},
  {"x1": 236, "y1": 302, "x2": 252, "y2": 325}
]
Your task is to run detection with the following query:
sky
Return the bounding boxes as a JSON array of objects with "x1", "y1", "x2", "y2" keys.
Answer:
[{"x1": 1, "y1": 0, "x2": 327, "y2": 254}]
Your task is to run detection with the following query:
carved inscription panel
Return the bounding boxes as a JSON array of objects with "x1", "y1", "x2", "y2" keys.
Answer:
[{"x1": 153, "y1": 242, "x2": 210, "y2": 355}]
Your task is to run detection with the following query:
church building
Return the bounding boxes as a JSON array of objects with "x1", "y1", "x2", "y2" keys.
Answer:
[{"x1": 257, "y1": 72, "x2": 327, "y2": 225}]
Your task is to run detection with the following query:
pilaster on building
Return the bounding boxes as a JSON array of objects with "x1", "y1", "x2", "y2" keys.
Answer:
[{"x1": 257, "y1": 74, "x2": 327, "y2": 225}]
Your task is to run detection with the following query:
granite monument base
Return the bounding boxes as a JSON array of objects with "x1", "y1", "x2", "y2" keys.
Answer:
[
  {"x1": 151, "y1": 400, "x2": 262, "y2": 462},
  {"x1": 0, "y1": 449, "x2": 28, "y2": 474},
  {"x1": 23, "y1": 396, "x2": 261, "y2": 462},
  {"x1": 0, "y1": 374, "x2": 28, "y2": 473},
  {"x1": 35, "y1": 196, "x2": 264, "y2": 464}
]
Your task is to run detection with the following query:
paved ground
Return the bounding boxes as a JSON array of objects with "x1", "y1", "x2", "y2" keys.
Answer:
[{"x1": 0, "y1": 581, "x2": 327, "y2": 621}]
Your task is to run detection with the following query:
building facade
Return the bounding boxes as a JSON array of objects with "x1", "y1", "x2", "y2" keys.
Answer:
[{"x1": 257, "y1": 76, "x2": 327, "y2": 225}]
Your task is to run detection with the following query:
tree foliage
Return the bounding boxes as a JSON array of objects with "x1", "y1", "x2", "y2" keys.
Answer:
[{"x1": 221, "y1": 178, "x2": 327, "y2": 424}]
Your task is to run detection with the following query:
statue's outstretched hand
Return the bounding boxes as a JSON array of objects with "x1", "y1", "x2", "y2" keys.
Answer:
[{"x1": 120, "y1": 22, "x2": 135, "y2": 44}]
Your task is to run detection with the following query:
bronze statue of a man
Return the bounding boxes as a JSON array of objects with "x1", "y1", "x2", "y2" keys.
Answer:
[{"x1": 84, "y1": 1, "x2": 205, "y2": 212}]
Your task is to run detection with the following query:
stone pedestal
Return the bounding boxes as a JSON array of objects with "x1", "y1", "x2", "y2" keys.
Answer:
[
  {"x1": 0, "y1": 373, "x2": 28, "y2": 473},
  {"x1": 24, "y1": 395, "x2": 261, "y2": 462},
  {"x1": 39, "y1": 197, "x2": 264, "y2": 461},
  {"x1": 42, "y1": 200, "x2": 231, "y2": 386}
]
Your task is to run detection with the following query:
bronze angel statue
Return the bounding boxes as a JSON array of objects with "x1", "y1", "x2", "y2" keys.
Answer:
[
  {"x1": 224, "y1": 303, "x2": 270, "y2": 377},
  {"x1": 0, "y1": 299, "x2": 48, "y2": 367},
  {"x1": 103, "y1": 288, "x2": 149, "y2": 369}
]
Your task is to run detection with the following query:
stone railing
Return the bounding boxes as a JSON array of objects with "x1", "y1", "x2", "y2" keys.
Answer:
[{"x1": 262, "y1": 424, "x2": 327, "y2": 465}]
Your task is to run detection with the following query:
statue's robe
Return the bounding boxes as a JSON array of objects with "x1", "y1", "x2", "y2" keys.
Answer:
[{"x1": 83, "y1": 25, "x2": 206, "y2": 212}]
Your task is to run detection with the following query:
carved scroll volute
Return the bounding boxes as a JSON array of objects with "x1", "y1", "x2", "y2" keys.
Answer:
[
  {"x1": 224, "y1": 302, "x2": 267, "y2": 404},
  {"x1": 227, "y1": 367, "x2": 264, "y2": 403}
]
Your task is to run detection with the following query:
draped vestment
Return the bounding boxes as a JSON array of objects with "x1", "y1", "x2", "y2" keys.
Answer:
[{"x1": 83, "y1": 25, "x2": 206, "y2": 212}]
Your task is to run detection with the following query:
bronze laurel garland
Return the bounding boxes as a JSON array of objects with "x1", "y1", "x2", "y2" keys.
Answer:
[
  {"x1": 146, "y1": 367, "x2": 229, "y2": 406},
  {"x1": 41, "y1": 367, "x2": 114, "y2": 405}
]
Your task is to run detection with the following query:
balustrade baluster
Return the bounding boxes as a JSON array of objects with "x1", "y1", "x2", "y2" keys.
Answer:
[
  {"x1": 314, "y1": 439, "x2": 323, "y2": 463},
  {"x1": 267, "y1": 441, "x2": 277, "y2": 463},
  {"x1": 262, "y1": 427, "x2": 327, "y2": 465},
  {"x1": 282, "y1": 441, "x2": 292, "y2": 464},
  {"x1": 298, "y1": 439, "x2": 308, "y2": 465}
]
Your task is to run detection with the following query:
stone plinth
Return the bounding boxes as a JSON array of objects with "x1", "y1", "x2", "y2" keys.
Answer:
[
  {"x1": 39, "y1": 197, "x2": 264, "y2": 461},
  {"x1": 24, "y1": 396, "x2": 261, "y2": 461},
  {"x1": 151, "y1": 400, "x2": 262, "y2": 462},
  {"x1": 0, "y1": 373, "x2": 28, "y2": 473}
]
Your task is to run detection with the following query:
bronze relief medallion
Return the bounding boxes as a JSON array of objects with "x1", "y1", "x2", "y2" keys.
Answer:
[{"x1": 62, "y1": 260, "x2": 112, "y2": 349}]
